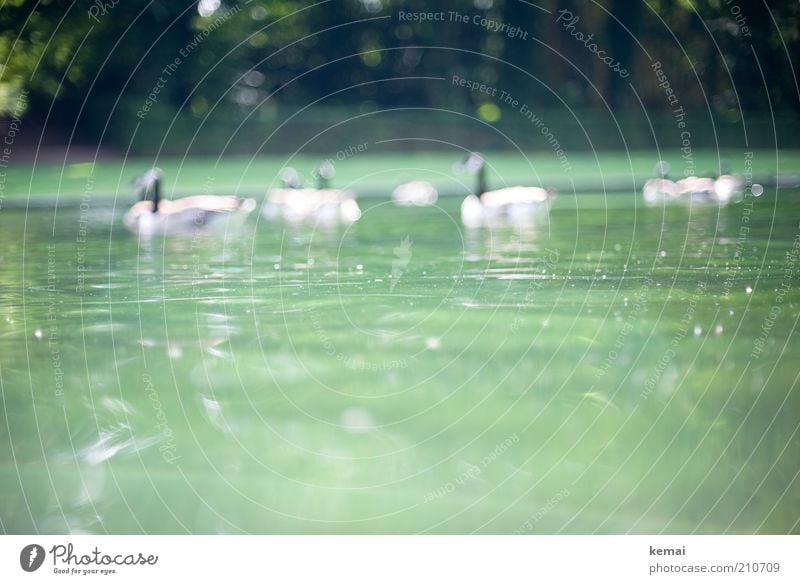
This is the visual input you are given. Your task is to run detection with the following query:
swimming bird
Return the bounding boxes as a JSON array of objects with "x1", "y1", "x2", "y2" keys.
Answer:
[
  {"x1": 123, "y1": 168, "x2": 256, "y2": 236},
  {"x1": 263, "y1": 161, "x2": 361, "y2": 223},
  {"x1": 713, "y1": 160, "x2": 744, "y2": 205},
  {"x1": 677, "y1": 175, "x2": 716, "y2": 202},
  {"x1": 392, "y1": 180, "x2": 438, "y2": 206},
  {"x1": 459, "y1": 153, "x2": 555, "y2": 228},
  {"x1": 262, "y1": 167, "x2": 303, "y2": 212},
  {"x1": 642, "y1": 161, "x2": 679, "y2": 206}
]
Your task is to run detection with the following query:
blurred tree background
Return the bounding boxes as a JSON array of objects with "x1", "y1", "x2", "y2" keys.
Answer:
[{"x1": 1, "y1": 0, "x2": 798, "y2": 156}]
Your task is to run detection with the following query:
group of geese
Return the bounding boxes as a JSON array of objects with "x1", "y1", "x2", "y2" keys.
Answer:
[
  {"x1": 122, "y1": 152, "x2": 556, "y2": 235},
  {"x1": 642, "y1": 160, "x2": 744, "y2": 207},
  {"x1": 123, "y1": 156, "x2": 744, "y2": 236}
]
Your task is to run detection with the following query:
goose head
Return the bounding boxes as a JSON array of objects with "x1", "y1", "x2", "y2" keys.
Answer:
[
  {"x1": 654, "y1": 160, "x2": 671, "y2": 179},
  {"x1": 280, "y1": 167, "x2": 302, "y2": 189},
  {"x1": 460, "y1": 152, "x2": 487, "y2": 197},
  {"x1": 134, "y1": 167, "x2": 163, "y2": 212},
  {"x1": 316, "y1": 160, "x2": 335, "y2": 189}
]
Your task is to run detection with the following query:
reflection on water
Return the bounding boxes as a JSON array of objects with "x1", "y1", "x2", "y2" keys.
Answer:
[{"x1": 1, "y1": 195, "x2": 799, "y2": 534}]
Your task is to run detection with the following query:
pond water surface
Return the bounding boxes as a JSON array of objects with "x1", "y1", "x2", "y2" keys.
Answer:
[{"x1": 1, "y1": 191, "x2": 798, "y2": 534}]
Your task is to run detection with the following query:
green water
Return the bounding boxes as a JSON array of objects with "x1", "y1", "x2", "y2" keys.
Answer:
[
  {"x1": 1, "y1": 190, "x2": 799, "y2": 534},
  {"x1": 4, "y1": 149, "x2": 799, "y2": 201}
]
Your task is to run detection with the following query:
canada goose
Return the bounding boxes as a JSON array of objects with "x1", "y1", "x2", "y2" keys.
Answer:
[
  {"x1": 713, "y1": 160, "x2": 744, "y2": 205},
  {"x1": 642, "y1": 161, "x2": 679, "y2": 206},
  {"x1": 392, "y1": 180, "x2": 438, "y2": 206},
  {"x1": 677, "y1": 175, "x2": 715, "y2": 202},
  {"x1": 459, "y1": 153, "x2": 555, "y2": 227},
  {"x1": 123, "y1": 168, "x2": 256, "y2": 236},
  {"x1": 263, "y1": 162, "x2": 361, "y2": 223}
]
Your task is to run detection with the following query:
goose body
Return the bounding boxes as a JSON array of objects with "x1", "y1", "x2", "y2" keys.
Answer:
[
  {"x1": 392, "y1": 181, "x2": 438, "y2": 206},
  {"x1": 677, "y1": 176, "x2": 715, "y2": 202},
  {"x1": 641, "y1": 161, "x2": 679, "y2": 206},
  {"x1": 713, "y1": 174, "x2": 744, "y2": 205},
  {"x1": 123, "y1": 169, "x2": 255, "y2": 236},
  {"x1": 459, "y1": 153, "x2": 555, "y2": 227},
  {"x1": 678, "y1": 175, "x2": 742, "y2": 206},
  {"x1": 642, "y1": 178, "x2": 679, "y2": 205},
  {"x1": 263, "y1": 163, "x2": 361, "y2": 223},
  {"x1": 684, "y1": 159, "x2": 744, "y2": 206},
  {"x1": 264, "y1": 187, "x2": 361, "y2": 223},
  {"x1": 479, "y1": 185, "x2": 551, "y2": 206}
]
